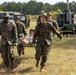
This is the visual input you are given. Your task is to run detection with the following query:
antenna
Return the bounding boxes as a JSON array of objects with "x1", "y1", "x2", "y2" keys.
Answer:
[{"x1": 67, "y1": 0, "x2": 69, "y2": 10}]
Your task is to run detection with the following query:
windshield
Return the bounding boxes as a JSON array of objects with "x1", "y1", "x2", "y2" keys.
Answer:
[
  {"x1": 20, "y1": 16, "x2": 25, "y2": 21},
  {"x1": 9, "y1": 13, "x2": 14, "y2": 20}
]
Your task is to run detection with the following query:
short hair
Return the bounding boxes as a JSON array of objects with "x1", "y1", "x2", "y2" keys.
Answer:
[{"x1": 29, "y1": 29, "x2": 34, "y2": 32}]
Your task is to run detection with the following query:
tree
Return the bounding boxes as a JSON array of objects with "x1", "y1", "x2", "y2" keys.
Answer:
[{"x1": 44, "y1": 3, "x2": 51, "y2": 12}]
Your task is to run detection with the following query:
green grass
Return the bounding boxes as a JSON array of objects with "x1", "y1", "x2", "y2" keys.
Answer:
[{"x1": 0, "y1": 23, "x2": 76, "y2": 75}]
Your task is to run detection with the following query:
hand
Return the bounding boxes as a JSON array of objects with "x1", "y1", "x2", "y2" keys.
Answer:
[
  {"x1": 57, "y1": 34, "x2": 62, "y2": 40},
  {"x1": 54, "y1": 34, "x2": 57, "y2": 38},
  {"x1": 61, "y1": 38, "x2": 63, "y2": 40},
  {"x1": 14, "y1": 43, "x2": 18, "y2": 46},
  {"x1": 32, "y1": 44, "x2": 36, "y2": 47},
  {"x1": 60, "y1": 35, "x2": 63, "y2": 40}
]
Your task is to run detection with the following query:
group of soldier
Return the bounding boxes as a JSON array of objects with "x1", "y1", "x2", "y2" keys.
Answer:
[{"x1": 0, "y1": 11, "x2": 62, "y2": 72}]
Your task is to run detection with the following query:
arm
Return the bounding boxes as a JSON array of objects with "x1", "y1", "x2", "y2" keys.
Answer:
[
  {"x1": 53, "y1": 20, "x2": 60, "y2": 30},
  {"x1": 33, "y1": 25, "x2": 39, "y2": 44},
  {"x1": 12, "y1": 22, "x2": 18, "y2": 43},
  {"x1": 49, "y1": 23, "x2": 62, "y2": 39},
  {"x1": 23, "y1": 23, "x2": 27, "y2": 36}
]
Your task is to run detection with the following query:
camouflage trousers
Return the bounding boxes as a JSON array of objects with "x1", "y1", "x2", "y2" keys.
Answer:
[
  {"x1": 35, "y1": 44, "x2": 50, "y2": 68},
  {"x1": 0, "y1": 43, "x2": 14, "y2": 67},
  {"x1": 17, "y1": 43, "x2": 24, "y2": 56}
]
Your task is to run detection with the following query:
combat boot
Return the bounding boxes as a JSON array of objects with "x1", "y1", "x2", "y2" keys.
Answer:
[
  {"x1": 5, "y1": 63, "x2": 9, "y2": 68},
  {"x1": 40, "y1": 68, "x2": 46, "y2": 72},
  {"x1": 4, "y1": 61, "x2": 10, "y2": 68},
  {"x1": 40, "y1": 65, "x2": 46, "y2": 72},
  {"x1": 40, "y1": 64, "x2": 46, "y2": 72},
  {"x1": 19, "y1": 53, "x2": 21, "y2": 57},
  {"x1": 10, "y1": 60, "x2": 14, "y2": 68}
]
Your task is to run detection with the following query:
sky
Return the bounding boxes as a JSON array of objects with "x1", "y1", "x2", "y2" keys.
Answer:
[{"x1": 0, "y1": 0, "x2": 76, "y2": 4}]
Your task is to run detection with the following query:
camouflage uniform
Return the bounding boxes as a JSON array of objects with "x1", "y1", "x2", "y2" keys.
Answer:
[
  {"x1": 33, "y1": 22, "x2": 62, "y2": 69},
  {"x1": 0, "y1": 20, "x2": 18, "y2": 68},
  {"x1": 49, "y1": 19, "x2": 59, "y2": 30},
  {"x1": 16, "y1": 22, "x2": 27, "y2": 56},
  {"x1": 47, "y1": 13, "x2": 59, "y2": 38}
]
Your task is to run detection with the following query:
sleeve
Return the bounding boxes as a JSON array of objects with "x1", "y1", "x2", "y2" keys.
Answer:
[
  {"x1": 12, "y1": 22, "x2": 18, "y2": 43},
  {"x1": 53, "y1": 20, "x2": 60, "y2": 30},
  {"x1": 22, "y1": 23, "x2": 27, "y2": 36},
  {"x1": 33, "y1": 25, "x2": 39, "y2": 44},
  {"x1": 49, "y1": 23, "x2": 62, "y2": 39}
]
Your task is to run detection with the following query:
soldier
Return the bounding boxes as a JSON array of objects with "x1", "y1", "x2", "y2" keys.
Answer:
[
  {"x1": 47, "y1": 13, "x2": 60, "y2": 38},
  {"x1": 14, "y1": 16, "x2": 27, "y2": 56},
  {"x1": 47, "y1": 12, "x2": 59, "y2": 30},
  {"x1": 0, "y1": 13, "x2": 18, "y2": 68},
  {"x1": 33, "y1": 13, "x2": 62, "y2": 71}
]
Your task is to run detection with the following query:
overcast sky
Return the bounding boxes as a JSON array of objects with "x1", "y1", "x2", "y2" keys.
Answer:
[{"x1": 0, "y1": 0, "x2": 75, "y2": 4}]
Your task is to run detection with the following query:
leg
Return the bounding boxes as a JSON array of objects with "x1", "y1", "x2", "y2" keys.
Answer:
[
  {"x1": 1, "y1": 44, "x2": 10, "y2": 67},
  {"x1": 8, "y1": 45, "x2": 14, "y2": 68},
  {"x1": 21, "y1": 44, "x2": 24, "y2": 55},
  {"x1": 40, "y1": 45, "x2": 50, "y2": 70},
  {"x1": 1, "y1": 53, "x2": 10, "y2": 67},
  {"x1": 35, "y1": 44, "x2": 42, "y2": 67},
  {"x1": 17, "y1": 44, "x2": 22, "y2": 56}
]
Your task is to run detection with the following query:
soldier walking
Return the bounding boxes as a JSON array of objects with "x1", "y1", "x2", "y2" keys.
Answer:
[
  {"x1": 47, "y1": 12, "x2": 59, "y2": 30},
  {"x1": 0, "y1": 13, "x2": 18, "y2": 68},
  {"x1": 14, "y1": 16, "x2": 27, "y2": 56},
  {"x1": 47, "y1": 12, "x2": 60, "y2": 38},
  {"x1": 33, "y1": 12, "x2": 62, "y2": 71}
]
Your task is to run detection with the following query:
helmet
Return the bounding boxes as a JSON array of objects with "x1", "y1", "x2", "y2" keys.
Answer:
[
  {"x1": 3, "y1": 13, "x2": 9, "y2": 18},
  {"x1": 40, "y1": 12, "x2": 47, "y2": 17},
  {"x1": 47, "y1": 12, "x2": 52, "y2": 16},
  {"x1": 14, "y1": 16, "x2": 20, "y2": 20}
]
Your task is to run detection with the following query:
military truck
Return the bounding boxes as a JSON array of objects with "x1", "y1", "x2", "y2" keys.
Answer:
[
  {"x1": 0, "y1": 11, "x2": 30, "y2": 28},
  {"x1": 57, "y1": 0, "x2": 76, "y2": 36}
]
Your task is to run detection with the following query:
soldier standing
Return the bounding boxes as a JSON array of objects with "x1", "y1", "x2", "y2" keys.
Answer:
[
  {"x1": 33, "y1": 13, "x2": 62, "y2": 71},
  {"x1": 0, "y1": 13, "x2": 18, "y2": 68},
  {"x1": 14, "y1": 16, "x2": 27, "y2": 56}
]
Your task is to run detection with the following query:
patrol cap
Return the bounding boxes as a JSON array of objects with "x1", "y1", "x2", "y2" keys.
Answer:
[
  {"x1": 3, "y1": 13, "x2": 9, "y2": 18},
  {"x1": 47, "y1": 12, "x2": 52, "y2": 16},
  {"x1": 14, "y1": 16, "x2": 20, "y2": 20}
]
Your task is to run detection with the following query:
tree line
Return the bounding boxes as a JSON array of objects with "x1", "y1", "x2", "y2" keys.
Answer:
[{"x1": 0, "y1": 0, "x2": 76, "y2": 15}]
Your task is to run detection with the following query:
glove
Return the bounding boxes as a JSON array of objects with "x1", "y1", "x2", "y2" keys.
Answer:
[
  {"x1": 14, "y1": 43, "x2": 18, "y2": 46},
  {"x1": 54, "y1": 34, "x2": 57, "y2": 39},
  {"x1": 32, "y1": 44, "x2": 36, "y2": 47},
  {"x1": 54, "y1": 34, "x2": 57, "y2": 38}
]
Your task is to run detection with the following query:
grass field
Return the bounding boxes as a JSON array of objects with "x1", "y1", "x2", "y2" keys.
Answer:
[{"x1": 0, "y1": 23, "x2": 76, "y2": 75}]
